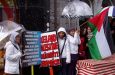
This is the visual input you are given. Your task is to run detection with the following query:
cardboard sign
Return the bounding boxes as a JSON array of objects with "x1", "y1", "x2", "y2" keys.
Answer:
[
  {"x1": 40, "y1": 31, "x2": 60, "y2": 67},
  {"x1": 22, "y1": 31, "x2": 41, "y2": 67}
]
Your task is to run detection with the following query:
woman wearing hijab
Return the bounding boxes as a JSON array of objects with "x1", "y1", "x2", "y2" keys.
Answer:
[{"x1": 4, "y1": 32, "x2": 22, "y2": 75}]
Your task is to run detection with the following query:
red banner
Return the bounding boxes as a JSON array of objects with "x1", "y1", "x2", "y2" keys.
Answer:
[{"x1": 40, "y1": 31, "x2": 60, "y2": 67}]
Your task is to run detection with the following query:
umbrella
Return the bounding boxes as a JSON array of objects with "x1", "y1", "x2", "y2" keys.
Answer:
[
  {"x1": 61, "y1": 0, "x2": 93, "y2": 30},
  {"x1": 62, "y1": 0, "x2": 93, "y2": 18},
  {"x1": 0, "y1": 20, "x2": 23, "y2": 49}
]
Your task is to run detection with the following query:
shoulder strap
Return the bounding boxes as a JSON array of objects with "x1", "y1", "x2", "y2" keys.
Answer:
[
  {"x1": 60, "y1": 37, "x2": 66, "y2": 56},
  {"x1": 12, "y1": 43, "x2": 19, "y2": 50}
]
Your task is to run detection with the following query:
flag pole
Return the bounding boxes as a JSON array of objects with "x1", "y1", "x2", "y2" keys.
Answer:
[
  {"x1": 76, "y1": 17, "x2": 80, "y2": 30},
  {"x1": 80, "y1": 21, "x2": 88, "y2": 27},
  {"x1": 68, "y1": 17, "x2": 71, "y2": 30}
]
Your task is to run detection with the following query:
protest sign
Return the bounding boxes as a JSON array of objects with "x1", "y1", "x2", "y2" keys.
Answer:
[
  {"x1": 22, "y1": 31, "x2": 41, "y2": 67},
  {"x1": 40, "y1": 31, "x2": 60, "y2": 67}
]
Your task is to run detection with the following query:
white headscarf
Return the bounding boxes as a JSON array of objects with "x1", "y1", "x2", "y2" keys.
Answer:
[
  {"x1": 57, "y1": 27, "x2": 67, "y2": 34},
  {"x1": 10, "y1": 32, "x2": 19, "y2": 44},
  {"x1": 4, "y1": 32, "x2": 20, "y2": 50}
]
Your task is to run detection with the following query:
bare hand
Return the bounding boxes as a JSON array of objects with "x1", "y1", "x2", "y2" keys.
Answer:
[{"x1": 76, "y1": 30, "x2": 80, "y2": 35}]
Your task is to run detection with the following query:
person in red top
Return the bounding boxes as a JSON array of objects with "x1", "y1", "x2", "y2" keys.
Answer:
[{"x1": 79, "y1": 28, "x2": 87, "y2": 59}]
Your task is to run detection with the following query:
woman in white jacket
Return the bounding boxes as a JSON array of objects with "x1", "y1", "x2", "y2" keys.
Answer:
[
  {"x1": 4, "y1": 32, "x2": 22, "y2": 75},
  {"x1": 57, "y1": 27, "x2": 71, "y2": 75},
  {"x1": 67, "y1": 29, "x2": 81, "y2": 75}
]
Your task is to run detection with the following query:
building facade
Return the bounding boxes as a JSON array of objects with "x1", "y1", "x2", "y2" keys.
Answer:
[
  {"x1": 0, "y1": 0, "x2": 115, "y2": 31},
  {"x1": 49, "y1": 0, "x2": 115, "y2": 31}
]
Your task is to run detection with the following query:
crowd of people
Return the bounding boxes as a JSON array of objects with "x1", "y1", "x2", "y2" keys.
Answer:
[
  {"x1": 3, "y1": 26, "x2": 92, "y2": 75},
  {"x1": 54, "y1": 26, "x2": 93, "y2": 75},
  {"x1": 3, "y1": 18, "x2": 115, "y2": 75}
]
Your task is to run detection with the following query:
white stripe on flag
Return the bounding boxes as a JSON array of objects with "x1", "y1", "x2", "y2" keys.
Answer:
[
  {"x1": 108, "y1": 6, "x2": 114, "y2": 17},
  {"x1": 95, "y1": 25, "x2": 112, "y2": 58}
]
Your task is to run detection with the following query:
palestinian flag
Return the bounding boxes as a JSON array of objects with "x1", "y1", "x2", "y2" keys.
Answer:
[{"x1": 87, "y1": 8, "x2": 115, "y2": 60}]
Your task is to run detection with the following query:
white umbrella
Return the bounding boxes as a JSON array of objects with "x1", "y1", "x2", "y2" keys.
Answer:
[
  {"x1": 62, "y1": 0, "x2": 93, "y2": 18},
  {"x1": 62, "y1": 0, "x2": 93, "y2": 30},
  {"x1": 0, "y1": 20, "x2": 23, "y2": 49}
]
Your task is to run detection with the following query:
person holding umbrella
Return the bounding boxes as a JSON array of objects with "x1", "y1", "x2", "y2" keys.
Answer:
[
  {"x1": 4, "y1": 32, "x2": 22, "y2": 75},
  {"x1": 67, "y1": 28, "x2": 81, "y2": 75}
]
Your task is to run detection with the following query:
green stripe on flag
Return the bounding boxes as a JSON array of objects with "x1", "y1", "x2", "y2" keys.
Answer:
[
  {"x1": 87, "y1": 22, "x2": 96, "y2": 32},
  {"x1": 87, "y1": 22, "x2": 102, "y2": 60},
  {"x1": 96, "y1": 8, "x2": 103, "y2": 15},
  {"x1": 88, "y1": 35, "x2": 102, "y2": 60}
]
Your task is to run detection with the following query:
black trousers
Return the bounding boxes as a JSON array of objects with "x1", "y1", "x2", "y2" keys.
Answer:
[
  {"x1": 53, "y1": 58, "x2": 69, "y2": 75},
  {"x1": 69, "y1": 54, "x2": 78, "y2": 75},
  {"x1": 60, "y1": 58, "x2": 69, "y2": 75}
]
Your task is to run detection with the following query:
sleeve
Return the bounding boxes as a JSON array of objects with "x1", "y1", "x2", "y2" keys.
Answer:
[
  {"x1": 69, "y1": 32, "x2": 81, "y2": 45},
  {"x1": 76, "y1": 32, "x2": 81, "y2": 45},
  {"x1": 65, "y1": 39, "x2": 71, "y2": 63},
  {"x1": 5, "y1": 45, "x2": 22, "y2": 62}
]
